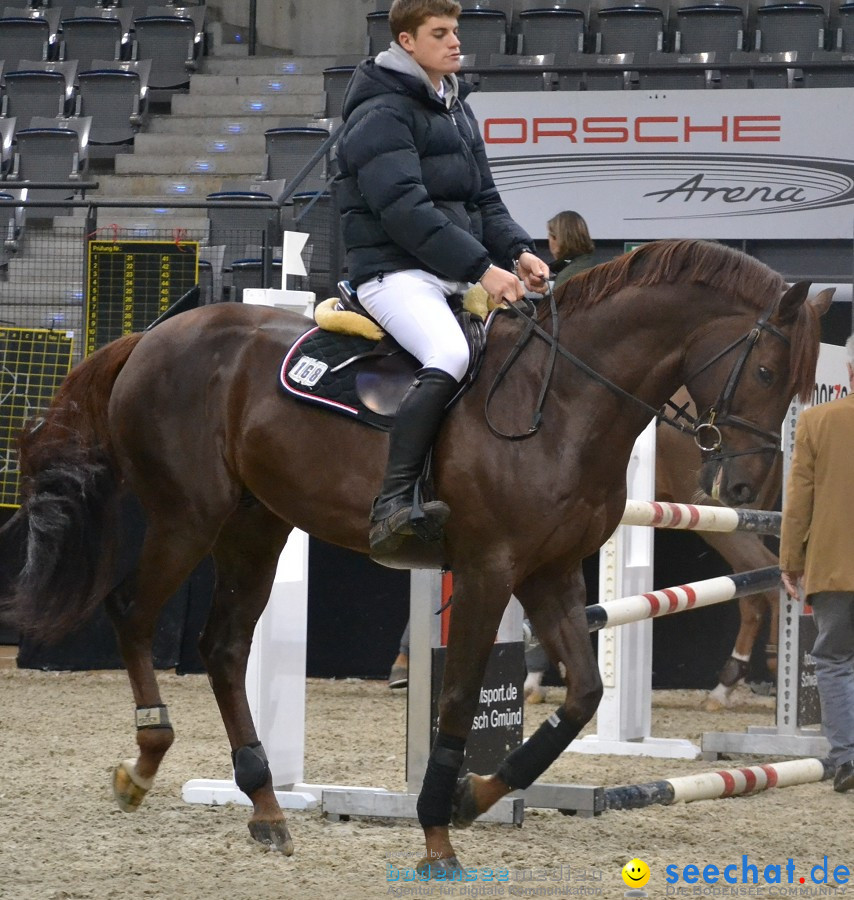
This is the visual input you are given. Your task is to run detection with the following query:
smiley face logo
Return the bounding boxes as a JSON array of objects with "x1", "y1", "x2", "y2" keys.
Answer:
[{"x1": 622, "y1": 858, "x2": 651, "y2": 888}]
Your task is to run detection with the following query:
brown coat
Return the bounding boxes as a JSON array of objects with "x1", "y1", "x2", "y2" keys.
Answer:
[{"x1": 780, "y1": 392, "x2": 854, "y2": 595}]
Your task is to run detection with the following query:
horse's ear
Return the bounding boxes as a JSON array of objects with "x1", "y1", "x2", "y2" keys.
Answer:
[
  {"x1": 809, "y1": 286, "x2": 835, "y2": 318},
  {"x1": 776, "y1": 281, "x2": 811, "y2": 324}
]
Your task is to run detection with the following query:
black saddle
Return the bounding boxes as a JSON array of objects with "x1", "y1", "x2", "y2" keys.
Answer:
[{"x1": 279, "y1": 281, "x2": 488, "y2": 430}]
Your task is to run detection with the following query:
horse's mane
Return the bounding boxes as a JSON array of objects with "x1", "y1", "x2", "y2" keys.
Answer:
[{"x1": 551, "y1": 239, "x2": 818, "y2": 402}]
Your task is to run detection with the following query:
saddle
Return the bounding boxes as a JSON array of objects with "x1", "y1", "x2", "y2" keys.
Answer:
[{"x1": 279, "y1": 281, "x2": 493, "y2": 430}]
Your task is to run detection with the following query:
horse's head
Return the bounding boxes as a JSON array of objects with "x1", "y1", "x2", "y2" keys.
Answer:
[{"x1": 684, "y1": 282, "x2": 832, "y2": 506}]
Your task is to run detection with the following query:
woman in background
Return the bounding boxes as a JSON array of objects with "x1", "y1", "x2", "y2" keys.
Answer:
[{"x1": 547, "y1": 210, "x2": 595, "y2": 289}]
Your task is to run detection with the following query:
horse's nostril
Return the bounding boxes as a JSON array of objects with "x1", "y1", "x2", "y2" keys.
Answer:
[{"x1": 731, "y1": 483, "x2": 755, "y2": 506}]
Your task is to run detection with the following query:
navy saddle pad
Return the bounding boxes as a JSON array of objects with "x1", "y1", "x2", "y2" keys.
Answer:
[{"x1": 279, "y1": 327, "x2": 421, "y2": 431}]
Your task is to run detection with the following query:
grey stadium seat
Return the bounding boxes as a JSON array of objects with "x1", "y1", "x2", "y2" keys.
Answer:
[
  {"x1": 132, "y1": 15, "x2": 198, "y2": 94},
  {"x1": 76, "y1": 61, "x2": 151, "y2": 157},
  {"x1": 322, "y1": 66, "x2": 354, "y2": 119},
  {"x1": 593, "y1": 0, "x2": 667, "y2": 53},
  {"x1": 205, "y1": 191, "x2": 281, "y2": 272},
  {"x1": 458, "y1": 9, "x2": 508, "y2": 63},
  {"x1": 0, "y1": 17, "x2": 51, "y2": 70},
  {"x1": 1, "y1": 69, "x2": 72, "y2": 131},
  {"x1": 263, "y1": 127, "x2": 331, "y2": 194},
  {"x1": 477, "y1": 53, "x2": 555, "y2": 91},
  {"x1": 673, "y1": 0, "x2": 746, "y2": 53},
  {"x1": 754, "y1": 0, "x2": 827, "y2": 52},
  {"x1": 59, "y1": 17, "x2": 126, "y2": 71},
  {"x1": 9, "y1": 119, "x2": 91, "y2": 217},
  {"x1": 518, "y1": 8, "x2": 586, "y2": 60}
]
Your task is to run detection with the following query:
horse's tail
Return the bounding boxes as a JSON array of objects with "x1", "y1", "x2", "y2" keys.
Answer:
[{"x1": 1, "y1": 333, "x2": 145, "y2": 644}]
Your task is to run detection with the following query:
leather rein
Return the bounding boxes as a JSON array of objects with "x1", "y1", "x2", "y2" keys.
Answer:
[{"x1": 484, "y1": 285, "x2": 790, "y2": 461}]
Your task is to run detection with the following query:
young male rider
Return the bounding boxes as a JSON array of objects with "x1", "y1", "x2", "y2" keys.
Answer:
[{"x1": 335, "y1": 0, "x2": 549, "y2": 558}]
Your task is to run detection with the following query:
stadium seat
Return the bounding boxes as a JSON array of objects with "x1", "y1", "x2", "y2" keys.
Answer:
[
  {"x1": 366, "y1": 10, "x2": 391, "y2": 55},
  {"x1": 132, "y1": 15, "x2": 198, "y2": 95},
  {"x1": 9, "y1": 117, "x2": 91, "y2": 217},
  {"x1": 637, "y1": 50, "x2": 715, "y2": 87},
  {"x1": 833, "y1": 1, "x2": 854, "y2": 48},
  {"x1": 322, "y1": 66, "x2": 355, "y2": 118},
  {"x1": 205, "y1": 191, "x2": 281, "y2": 273},
  {"x1": 754, "y1": 0, "x2": 827, "y2": 52},
  {"x1": 292, "y1": 191, "x2": 335, "y2": 300},
  {"x1": 0, "y1": 115, "x2": 15, "y2": 175},
  {"x1": 0, "y1": 17, "x2": 51, "y2": 70},
  {"x1": 800, "y1": 48, "x2": 854, "y2": 84},
  {"x1": 145, "y1": 5, "x2": 206, "y2": 45},
  {"x1": 0, "y1": 188, "x2": 25, "y2": 267},
  {"x1": 1, "y1": 65, "x2": 76, "y2": 130},
  {"x1": 518, "y1": 9, "x2": 586, "y2": 60},
  {"x1": 59, "y1": 16, "x2": 126, "y2": 71},
  {"x1": 593, "y1": 0, "x2": 667, "y2": 53},
  {"x1": 673, "y1": 0, "x2": 746, "y2": 53},
  {"x1": 3, "y1": 6, "x2": 61, "y2": 53},
  {"x1": 76, "y1": 60, "x2": 151, "y2": 157},
  {"x1": 458, "y1": 9, "x2": 508, "y2": 62},
  {"x1": 263, "y1": 127, "x2": 331, "y2": 193},
  {"x1": 477, "y1": 53, "x2": 555, "y2": 91}
]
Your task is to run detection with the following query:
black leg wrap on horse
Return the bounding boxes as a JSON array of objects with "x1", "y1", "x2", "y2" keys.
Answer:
[
  {"x1": 718, "y1": 656, "x2": 749, "y2": 687},
  {"x1": 232, "y1": 741, "x2": 270, "y2": 797},
  {"x1": 416, "y1": 733, "x2": 466, "y2": 828},
  {"x1": 496, "y1": 708, "x2": 579, "y2": 791}
]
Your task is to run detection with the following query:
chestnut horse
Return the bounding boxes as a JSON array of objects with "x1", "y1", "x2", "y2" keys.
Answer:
[{"x1": 1, "y1": 241, "x2": 825, "y2": 875}]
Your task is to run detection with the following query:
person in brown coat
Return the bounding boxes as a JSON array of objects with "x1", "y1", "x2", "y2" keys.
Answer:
[{"x1": 780, "y1": 333, "x2": 854, "y2": 793}]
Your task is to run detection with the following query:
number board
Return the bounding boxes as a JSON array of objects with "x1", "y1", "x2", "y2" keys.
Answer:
[
  {"x1": 0, "y1": 328, "x2": 74, "y2": 508},
  {"x1": 85, "y1": 240, "x2": 199, "y2": 356}
]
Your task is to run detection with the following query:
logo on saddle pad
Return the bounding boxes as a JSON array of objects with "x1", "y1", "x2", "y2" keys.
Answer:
[{"x1": 289, "y1": 355, "x2": 328, "y2": 388}]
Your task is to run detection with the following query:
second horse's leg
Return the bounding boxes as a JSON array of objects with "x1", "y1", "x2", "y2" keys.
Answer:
[{"x1": 200, "y1": 503, "x2": 294, "y2": 853}]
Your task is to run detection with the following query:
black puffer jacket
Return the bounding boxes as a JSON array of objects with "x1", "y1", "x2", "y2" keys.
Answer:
[{"x1": 335, "y1": 58, "x2": 533, "y2": 288}]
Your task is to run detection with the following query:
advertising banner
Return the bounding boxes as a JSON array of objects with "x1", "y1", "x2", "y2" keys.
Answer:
[{"x1": 468, "y1": 88, "x2": 854, "y2": 239}]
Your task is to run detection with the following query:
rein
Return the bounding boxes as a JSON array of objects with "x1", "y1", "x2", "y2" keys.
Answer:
[{"x1": 484, "y1": 285, "x2": 789, "y2": 457}]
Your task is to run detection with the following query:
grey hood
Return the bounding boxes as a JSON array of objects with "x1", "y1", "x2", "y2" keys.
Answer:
[{"x1": 374, "y1": 41, "x2": 460, "y2": 109}]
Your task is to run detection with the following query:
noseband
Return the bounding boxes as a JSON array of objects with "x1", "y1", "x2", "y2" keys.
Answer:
[{"x1": 486, "y1": 288, "x2": 790, "y2": 461}]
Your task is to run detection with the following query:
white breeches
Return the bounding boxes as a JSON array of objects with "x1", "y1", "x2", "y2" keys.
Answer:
[{"x1": 357, "y1": 269, "x2": 470, "y2": 382}]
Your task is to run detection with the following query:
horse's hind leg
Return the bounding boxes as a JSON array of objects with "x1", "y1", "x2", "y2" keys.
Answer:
[
  {"x1": 199, "y1": 502, "x2": 294, "y2": 854},
  {"x1": 453, "y1": 564, "x2": 602, "y2": 825},
  {"x1": 106, "y1": 522, "x2": 217, "y2": 812}
]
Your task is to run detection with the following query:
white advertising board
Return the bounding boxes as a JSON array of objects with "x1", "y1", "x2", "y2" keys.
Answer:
[{"x1": 468, "y1": 88, "x2": 854, "y2": 240}]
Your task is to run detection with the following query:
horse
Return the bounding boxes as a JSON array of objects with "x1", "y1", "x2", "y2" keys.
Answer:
[{"x1": 0, "y1": 240, "x2": 826, "y2": 875}]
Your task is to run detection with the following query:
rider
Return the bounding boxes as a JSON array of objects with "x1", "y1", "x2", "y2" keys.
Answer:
[{"x1": 336, "y1": 0, "x2": 549, "y2": 557}]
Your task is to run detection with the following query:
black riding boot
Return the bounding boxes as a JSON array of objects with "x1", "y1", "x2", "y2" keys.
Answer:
[{"x1": 369, "y1": 367, "x2": 459, "y2": 556}]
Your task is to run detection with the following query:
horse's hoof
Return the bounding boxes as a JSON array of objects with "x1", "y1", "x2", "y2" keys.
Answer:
[
  {"x1": 704, "y1": 698, "x2": 724, "y2": 712},
  {"x1": 248, "y1": 820, "x2": 294, "y2": 856},
  {"x1": 451, "y1": 773, "x2": 480, "y2": 829},
  {"x1": 112, "y1": 759, "x2": 152, "y2": 812},
  {"x1": 526, "y1": 687, "x2": 546, "y2": 704},
  {"x1": 416, "y1": 855, "x2": 464, "y2": 878}
]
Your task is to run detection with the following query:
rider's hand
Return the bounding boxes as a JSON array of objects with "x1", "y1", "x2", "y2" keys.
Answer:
[
  {"x1": 516, "y1": 251, "x2": 550, "y2": 294},
  {"x1": 781, "y1": 570, "x2": 804, "y2": 601},
  {"x1": 479, "y1": 264, "x2": 526, "y2": 305}
]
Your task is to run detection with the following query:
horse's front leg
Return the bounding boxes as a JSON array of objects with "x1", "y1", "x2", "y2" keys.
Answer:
[
  {"x1": 452, "y1": 564, "x2": 602, "y2": 825},
  {"x1": 201, "y1": 507, "x2": 294, "y2": 853},
  {"x1": 416, "y1": 566, "x2": 512, "y2": 874}
]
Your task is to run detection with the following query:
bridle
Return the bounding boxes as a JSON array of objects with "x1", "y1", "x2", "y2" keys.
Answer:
[{"x1": 485, "y1": 286, "x2": 790, "y2": 460}]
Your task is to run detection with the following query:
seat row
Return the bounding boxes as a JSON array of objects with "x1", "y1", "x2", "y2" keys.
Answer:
[
  {"x1": 368, "y1": 2, "x2": 854, "y2": 60},
  {"x1": 0, "y1": 58, "x2": 149, "y2": 160},
  {"x1": 0, "y1": 5, "x2": 204, "y2": 90}
]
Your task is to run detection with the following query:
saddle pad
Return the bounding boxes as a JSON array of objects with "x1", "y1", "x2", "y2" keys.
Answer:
[{"x1": 280, "y1": 327, "x2": 399, "y2": 430}]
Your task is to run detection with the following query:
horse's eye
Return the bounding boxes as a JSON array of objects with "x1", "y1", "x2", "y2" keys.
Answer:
[{"x1": 757, "y1": 365, "x2": 773, "y2": 385}]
